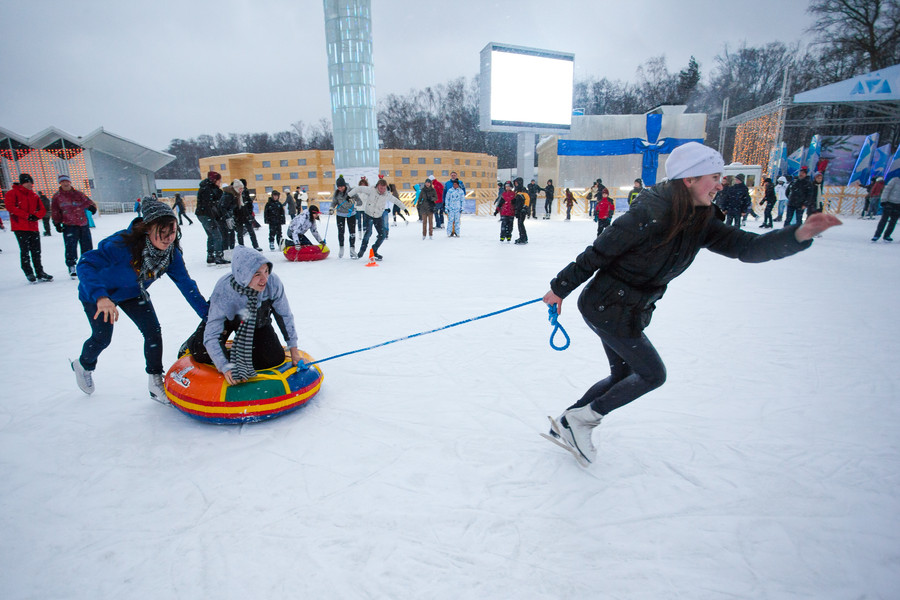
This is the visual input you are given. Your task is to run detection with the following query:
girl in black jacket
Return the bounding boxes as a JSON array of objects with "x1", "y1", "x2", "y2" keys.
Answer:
[{"x1": 541, "y1": 142, "x2": 841, "y2": 467}]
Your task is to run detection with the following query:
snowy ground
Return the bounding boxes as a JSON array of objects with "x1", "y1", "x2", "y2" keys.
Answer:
[{"x1": 1, "y1": 210, "x2": 898, "y2": 599}]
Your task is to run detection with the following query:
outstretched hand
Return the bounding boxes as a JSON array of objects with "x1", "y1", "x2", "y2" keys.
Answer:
[
  {"x1": 543, "y1": 290, "x2": 563, "y2": 315},
  {"x1": 795, "y1": 212, "x2": 842, "y2": 242}
]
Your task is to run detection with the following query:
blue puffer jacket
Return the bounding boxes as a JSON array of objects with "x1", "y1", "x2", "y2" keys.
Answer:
[
  {"x1": 76, "y1": 220, "x2": 208, "y2": 318},
  {"x1": 203, "y1": 246, "x2": 298, "y2": 374}
]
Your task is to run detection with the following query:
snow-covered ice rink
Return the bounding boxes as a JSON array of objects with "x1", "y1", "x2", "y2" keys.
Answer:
[{"x1": 1, "y1": 210, "x2": 898, "y2": 599}]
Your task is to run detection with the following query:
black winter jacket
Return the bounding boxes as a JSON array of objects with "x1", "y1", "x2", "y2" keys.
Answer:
[
  {"x1": 196, "y1": 178, "x2": 223, "y2": 219},
  {"x1": 264, "y1": 198, "x2": 285, "y2": 225},
  {"x1": 550, "y1": 182, "x2": 813, "y2": 337},
  {"x1": 721, "y1": 181, "x2": 751, "y2": 216},
  {"x1": 787, "y1": 177, "x2": 815, "y2": 208}
]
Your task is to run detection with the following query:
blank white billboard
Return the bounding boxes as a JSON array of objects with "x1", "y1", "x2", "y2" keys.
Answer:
[{"x1": 480, "y1": 43, "x2": 574, "y2": 133}]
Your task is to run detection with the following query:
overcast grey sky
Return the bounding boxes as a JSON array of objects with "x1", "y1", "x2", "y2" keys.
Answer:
[{"x1": 1, "y1": 0, "x2": 813, "y2": 151}]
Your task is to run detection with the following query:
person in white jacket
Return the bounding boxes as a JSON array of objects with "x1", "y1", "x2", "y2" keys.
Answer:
[
  {"x1": 286, "y1": 205, "x2": 324, "y2": 248},
  {"x1": 774, "y1": 176, "x2": 788, "y2": 222},
  {"x1": 872, "y1": 177, "x2": 900, "y2": 242},
  {"x1": 349, "y1": 178, "x2": 409, "y2": 260}
]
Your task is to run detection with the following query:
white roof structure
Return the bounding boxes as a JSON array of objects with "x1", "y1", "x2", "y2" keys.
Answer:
[{"x1": 793, "y1": 64, "x2": 900, "y2": 104}]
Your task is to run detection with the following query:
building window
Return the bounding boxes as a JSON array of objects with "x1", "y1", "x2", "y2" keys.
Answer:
[
  {"x1": 255, "y1": 174, "x2": 263, "y2": 181},
  {"x1": 395, "y1": 170, "x2": 402, "y2": 177},
  {"x1": 280, "y1": 160, "x2": 289, "y2": 167},
  {"x1": 427, "y1": 170, "x2": 434, "y2": 176},
  {"x1": 410, "y1": 170, "x2": 418, "y2": 177},
  {"x1": 262, "y1": 160, "x2": 271, "y2": 168},
  {"x1": 272, "y1": 173, "x2": 281, "y2": 180},
  {"x1": 403, "y1": 182, "x2": 411, "y2": 189},
  {"x1": 297, "y1": 159, "x2": 307, "y2": 166},
  {"x1": 477, "y1": 160, "x2": 482, "y2": 166},
  {"x1": 265, "y1": 186, "x2": 273, "y2": 193},
  {"x1": 401, "y1": 157, "x2": 410, "y2": 164},
  {"x1": 434, "y1": 158, "x2": 441, "y2": 164},
  {"x1": 465, "y1": 160, "x2": 470, "y2": 165},
  {"x1": 308, "y1": 171, "x2": 317, "y2": 178},
  {"x1": 220, "y1": 163, "x2": 226, "y2": 170},
  {"x1": 418, "y1": 157, "x2": 426, "y2": 164},
  {"x1": 290, "y1": 172, "x2": 299, "y2": 179},
  {"x1": 442, "y1": 170, "x2": 449, "y2": 176},
  {"x1": 455, "y1": 159, "x2": 460, "y2": 165}
]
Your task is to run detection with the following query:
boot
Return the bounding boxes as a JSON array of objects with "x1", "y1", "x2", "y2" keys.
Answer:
[
  {"x1": 214, "y1": 254, "x2": 230, "y2": 265},
  {"x1": 349, "y1": 246, "x2": 358, "y2": 259},
  {"x1": 148, "y1": 374, "x2": 169, "y2": 405},
  {"x1": 269, "y1": 242, "x2": 275, "y2": 251},
  {"x1": 36, "y1": 271, "x2": 53, "y2": 282},
  {"x1": 339, "y1": 246, "x2": 345, "y2": 258},
  {"x1": 71, "y1": 360, "x2": 95, "y2": 395},
  {"x1": 207, "y1": 254, "x2": 215, "y2": 264},
  {"x1": 558, "y1": 405, "x2": 603, "y2": 466}
]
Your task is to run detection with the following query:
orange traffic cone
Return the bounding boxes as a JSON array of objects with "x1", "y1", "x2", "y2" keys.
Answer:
[{"x1": 365, "y1": 248, "x2": 378, "y2": 267}]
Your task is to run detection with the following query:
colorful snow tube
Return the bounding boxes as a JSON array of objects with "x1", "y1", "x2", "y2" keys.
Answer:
[
  {"x1": 284, "y1": 243, "x2": 330, "y2": 261},
  {"x1": 164, "y1": 349, "x2": 323, "y2": 424}
]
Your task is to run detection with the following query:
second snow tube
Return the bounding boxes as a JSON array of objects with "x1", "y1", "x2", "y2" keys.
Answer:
[{"x1": 283, "y1": 243, "x2": 330, "y2": 262}]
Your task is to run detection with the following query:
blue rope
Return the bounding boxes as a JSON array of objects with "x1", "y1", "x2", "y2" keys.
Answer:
[
  {"x1": 303, "y1": 297, "x2": 559, "y2": 368},
  {"x1": 547, "y1": 304, "x2": 571, "y2": 351}
]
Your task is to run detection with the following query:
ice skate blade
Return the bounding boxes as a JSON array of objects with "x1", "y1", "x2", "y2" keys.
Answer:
[{"x1": 542, "y1": 416, "x2": 590, "y2": 468}]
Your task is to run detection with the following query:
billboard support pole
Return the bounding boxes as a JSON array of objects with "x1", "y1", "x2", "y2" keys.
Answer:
[{"x1": 517, "y1": 132, "x2": 536, "y2": 185}]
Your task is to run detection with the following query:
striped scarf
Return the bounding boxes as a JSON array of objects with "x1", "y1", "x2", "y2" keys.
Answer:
[
  {"x1": 138, "y1": 237, "x2": 173, "y2": 301},
  {"x1": 229, "y1": 275, "x2": 260, "y2": 381}
]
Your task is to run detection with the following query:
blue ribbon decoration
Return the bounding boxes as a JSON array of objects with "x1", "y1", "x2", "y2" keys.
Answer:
[{"x1": 557, "y1": 113, "x2": 702, "y2": 186}]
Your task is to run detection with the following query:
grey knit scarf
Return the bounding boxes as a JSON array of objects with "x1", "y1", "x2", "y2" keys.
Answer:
[
  {"x1": 138, "y1": 237, "x2": 173, "y2": 301},
  {"x1": 229, "y1": 275, "x2": 260, "y2": 381}
]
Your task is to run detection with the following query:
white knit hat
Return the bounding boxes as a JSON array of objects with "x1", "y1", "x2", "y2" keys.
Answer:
[
  {"x1": 232, "y1": 179, "x2": 244, "y2": 189},
  {"x1": 665, "y1": 142, "x2": 725, "y2": 180}
]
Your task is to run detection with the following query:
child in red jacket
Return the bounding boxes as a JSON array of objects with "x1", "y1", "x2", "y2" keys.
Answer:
[{"x1": 594, "y1": 189, "x2": 615, "y2": 237}]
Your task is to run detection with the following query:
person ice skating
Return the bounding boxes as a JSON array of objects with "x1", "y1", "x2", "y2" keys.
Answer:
[
  {"x1": 527, "y1": 179, "x2": 541, "y2": 219},
  {"x1": 594, "y1": 188, "x2": 614, "y2": 236},
  {"x1": 864, "y1": 176, "x2": 885, "y2": 219},
  {"x1": 774, "y1": 176, "x2": 788, "y2": 222},
  {"x1": 194, "y1": 246, "x2": 302, "y2": 385},
  {"x1": 440, "y1": 172, "x2": 464, "y2": 229},
  {"x1": 235, "y1": 179, "x2": 262, "y2": 251},
  {"x1": 196, "y1": 171, "x2": 228, "y2": 264},
  {"x1": 264, "y1": 190, "x2": 286, "y2": 250},
  {"x1": 871, "y1": 176, "x2": 900, "y2": 242},
  {"x1": 445, "y1": 180, "x2": 465, "y2": 237},
  {"x1": 39, "y1": 192, "x2": 53, "y2": 236},
  {"x1": 51, "y1": 173, "x2": 98, "y2": 277},
  {"x1": 785, "y1": 167, "x2": 813, "y2": 227},
  {"x1": 6, "y1": 173, "x2": 53, "y2": 283},
  {"x1": 564, "y1": 188, "x2": 576, "y2": 220},
  {"x1": 389, "y1": 183, "x2": 408, "y2": 226},
  {"x1": 72, "y1": 197, "x2": 209, "y2": 403},
  {"x1": 541, "y1": 141, "x2": 842, "y2": 467},
  {"x1": 722, "y1": 173, "x2": 751, "y2": 228},
  {"x1": 513, "y1": 178, "x2": 529, "y2": 244},
  {"x1": 351, "y1": 178, "x2": 409, "y2": 261},
  {"x1": 759, "y1": 178, "x2": 776, "y2": 228},
  {"x1": 328, "y1": 176, "x2": 358, "y2": 258},
  {"x1": 173, "y1": 193, "x2": 193, "y2": 225},
  {"x1": 430, "y1": 175, "x2": 444, "y2": 229},
  {"x1": 543, "y1": 179, "x2": 555, "y2": 218},
  {"x1": 286, "y1": 205, "x2": 325, "y2": 247},
  {"x1": 418, "y1": 178, "x2": 438, "y2": 240},
  {"x1": 494, "y1": 181, "x2": 515, "y2": 242},
  {"x1": 628, "y1": 179, "x2": 643, "y2": 206}
]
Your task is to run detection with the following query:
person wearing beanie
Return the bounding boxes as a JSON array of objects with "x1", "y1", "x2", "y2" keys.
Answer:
[
  {"x1": 39, "y1": 191, "x2": 53, "y2": 236},
  {"x1": 774, "y1": 175, "x2": 789, "y2": 222},
  {"x1": 187, "y1": 245, "x2": 301, "y2": 385},
  {"x1": 263, "y1": 190, "x2": 286, "y2": 251},
  {"x1": 349, "y1": 178, "x2": 409, "y2": 260},
  {"x1": 6, "y1": 173, "x2": 53, "y2": 282},
  {"x1": 287, "y1": 204, "x2": 325, "y2": 248},
  {"x1": 172, "y1": 192, "x2": 193, "y2": 226},
  {"x1": 512, "y1": 177, "x2": 529, "y2": 244},
  {"x1": 234, "y1": 178, "x2": 261, "y2": 251},
  {"x1": 196, "y1": 171, "x2": 228, "y2": 264},
  {"x1": 540, "y1": 141, "x2": 842, "y2": 467},
  {"x1": 72, "y1": 196, "x2": 209, "y2": 404},
  {"x1": 52, "y1": 174, "x2": 98, "y2": 277},
  {"x1": 418, "y1": 178, "x2": 438, "y2": 240},
  {"x1": 330, "y1": 176, "x2": 358, "y2": 257}
]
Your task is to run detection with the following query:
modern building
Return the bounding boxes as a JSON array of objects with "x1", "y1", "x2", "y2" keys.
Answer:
[
  {"x1": 198, "y1": 149, "x2": 498, "y2": 200},
  {"x1": 0, "y1": 126, "x2": 174, "y2": 208}
]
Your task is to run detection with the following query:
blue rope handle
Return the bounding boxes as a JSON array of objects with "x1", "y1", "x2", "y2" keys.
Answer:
[
  {"x1": 547, "y1": 304, "x2": 570, "y2": 351},
  {"x1": 303, "y1": 297, "x2": 551, "y2": 368}
]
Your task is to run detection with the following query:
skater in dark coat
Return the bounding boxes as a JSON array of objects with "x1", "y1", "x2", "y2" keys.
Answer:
[
  {"x1": 494, "y1": 181, "x2": 516, "y2": 242},
  {"x1": 264, "y1": 191, "x2": 286, "y2": 250},
  {"x1": 542, "y1": 179, "x2": 555, "y2": 218},
  {"x1": 513, "y1": 178, "x2": 529, "y2": 244},
  {"x1": 72, "y1": 197, "x2": 209, "y2": 404},
  {"x1": 541, "y1": 142, "x2": 842, "y2": 467},
  {"x1": 759, "y1": 178, "x2": 777, "y2": 228}
]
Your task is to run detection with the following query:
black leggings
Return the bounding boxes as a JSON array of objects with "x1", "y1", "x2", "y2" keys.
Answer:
[
  {"x1": 336, "y1": 215, "x2": 357, "y2": 247},
  {"x1": 191, "y1": 322, "x2": 286, "y2": 371},
  {"x1": 569, "y1": 304, "x2": 667, "y2": 415}
]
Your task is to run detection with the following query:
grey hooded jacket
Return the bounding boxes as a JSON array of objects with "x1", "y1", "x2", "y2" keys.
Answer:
[{"x1": 203, "y1": 246, "x2": 298, "y2": 374}]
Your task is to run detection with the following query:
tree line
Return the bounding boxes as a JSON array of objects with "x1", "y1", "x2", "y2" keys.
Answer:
[{"x1": 157, "y1": 0, "x2": 899, "y2": 179}]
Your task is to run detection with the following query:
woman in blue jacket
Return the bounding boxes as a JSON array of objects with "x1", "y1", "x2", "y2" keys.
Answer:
[{"x1": 73, "y1": 198, "x2": 208, "y2": 403}]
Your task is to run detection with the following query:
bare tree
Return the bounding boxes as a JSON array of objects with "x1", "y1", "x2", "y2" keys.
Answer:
[{"x1": 807, "y1": 0, "x2": 900, "y2": 72}]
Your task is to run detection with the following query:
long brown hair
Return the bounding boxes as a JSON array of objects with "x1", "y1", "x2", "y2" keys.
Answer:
[
  {"x1": 121, "y1": 217, "x2": 181, "y2": 268},
  {"x1": 658, "y1": 179, "x2": 714, "y2": 246}
]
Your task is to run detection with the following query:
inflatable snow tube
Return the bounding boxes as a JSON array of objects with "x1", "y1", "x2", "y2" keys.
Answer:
[
  {"x1": 283, "y1": 243, "x2": 330, "y2": 262},
  {"x1": 164, "y1": 349, "x2": 323, "y2": 424}
]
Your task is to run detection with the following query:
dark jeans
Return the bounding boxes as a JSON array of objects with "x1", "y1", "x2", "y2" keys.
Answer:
[
  {"x1": 236, "y1": 218, "x2": 258, "y2": 248},
  {"x1": 545, "y1": 199, "x2": 553, "y2": 215},
  {"x1": 359, "y1": 213, "x2": 386, "y2": 253},
  {"x1": 596, "y1": 217, "x2": 611, "y2": 237},
  {"x1": 499, "y1": 216, "x2": 513, "y2": 239},
  {"x1": 724, "y1": 213, "x2": 742, "y2": 228},
  {"x1": 177, "y1": 208, "x2": 193, "y2": 225},
  {"x1": 874, "y1": 203, "x2": 900, "y2": 240},
  {"x1": 336, "y1": 215, "x2": 356, "y2": 247},
  {"x1": 42, "y1": 216, "x2": 52, "y2": 235},
  {"x1": 516, "y1": 214, "x2": 528, "y2": 241},
  {"x1": 268, "y1": 224, "x2": 283, "y2": 245},
  {"x1": 80, "y1": 298, "x2": 163, "y2": 374},
  {"x1": 762, "y1": 207, "x2": 773, "y2": 227},
  {"x1": 198, "y1": 215, "x2": 224, "y2": 257},
  {"x1": 14, "y1": 231, "x2": 44, "y2": 277},
  {"x1": 63, "y1": 224, "x2": 93, "y2": 267},
  {"x1": 435, "y1": 203, "x2": 445, "y2": 228},
  {"x1": 190, "y1": 322, "x2": 286, "y2": 372},
  {"x1": 783, "y1": 205, "x2": 803, "y2": 227},
  {"x1": 569, "y1": 298, "x2": 667, "y2": 415}
]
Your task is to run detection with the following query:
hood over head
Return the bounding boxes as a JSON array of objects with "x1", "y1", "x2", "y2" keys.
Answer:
[{"x1": 231, "y1": 246, "x2": 272, "y2": 287}]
